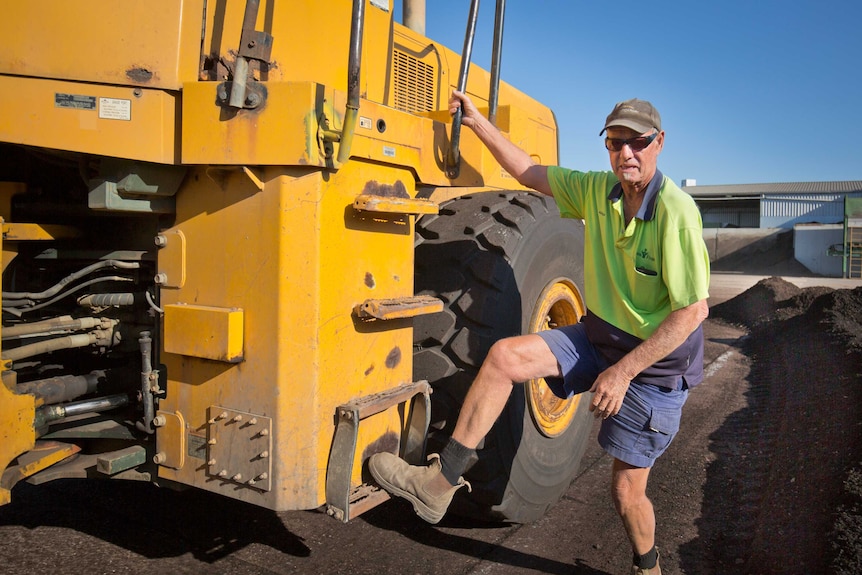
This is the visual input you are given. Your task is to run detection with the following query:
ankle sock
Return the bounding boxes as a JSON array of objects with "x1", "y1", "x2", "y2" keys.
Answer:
[
  {"x1": 439, "y1": 438, "x2": 474, "y2": 485},
  {"x1": 634, "y1": 546, "x2": 658, "y2": 569}
]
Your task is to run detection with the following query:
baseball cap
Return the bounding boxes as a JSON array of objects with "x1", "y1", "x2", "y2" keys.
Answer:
[{"x1": 599, "y1": 99, "x2": 661, "y2": 135}]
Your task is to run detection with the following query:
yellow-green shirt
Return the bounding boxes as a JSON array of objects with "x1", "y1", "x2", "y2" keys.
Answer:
[{"x1": 547, "y1": 167, "x2": 710, "y2": 387}]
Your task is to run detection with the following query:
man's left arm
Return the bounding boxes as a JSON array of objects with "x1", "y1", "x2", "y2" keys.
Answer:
[{"x1": 589, "y1": 299, "x2": 709, "y2": 419}]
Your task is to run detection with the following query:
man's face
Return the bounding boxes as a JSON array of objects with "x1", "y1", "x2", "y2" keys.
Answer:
[{"x1": 605, "y1": 126, "x2": 664, "y2": 188}]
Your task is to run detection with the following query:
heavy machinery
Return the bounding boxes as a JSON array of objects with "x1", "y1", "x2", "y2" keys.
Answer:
[{"x1": 0, "y1": 0, "x2": 591, "y2": 524}]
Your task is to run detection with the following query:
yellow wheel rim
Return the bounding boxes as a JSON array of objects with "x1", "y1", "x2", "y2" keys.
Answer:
[{"x1": 526, "y1": 278, "x2": 585, "y2": 438}]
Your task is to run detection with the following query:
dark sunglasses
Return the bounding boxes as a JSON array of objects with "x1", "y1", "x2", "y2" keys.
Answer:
[{"x1": 604, "y1": 131, "x2": 658, "y2": 152}]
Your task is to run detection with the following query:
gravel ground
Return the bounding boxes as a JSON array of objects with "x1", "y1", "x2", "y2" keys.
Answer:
[{"x1": 708, "y1": 277, "x2": 862, "y2": 574}]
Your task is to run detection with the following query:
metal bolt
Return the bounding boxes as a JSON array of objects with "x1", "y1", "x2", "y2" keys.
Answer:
[
  {"x1": 245, "y1": 92, "x2": 261, "y2": 108},
  {"x1": 218, "y1": 469, "x2": 228, "y2": 477},
  {"x1": 232, "y1": 414, "x2": 243, "y2": 422},
  {"x1": 231, "y1": 473, "x2": 243, "y2": 482},
  {"x1": 153, "y1": 272, "x2": 168, "y2": 285},
  {"x1": 259, "y1": 428, "x2": 269, "y2": 437},
  {"x1": 258, "y1": 473, "x2": 268, "y2": 480},
  {"x1": 207, "y1": 438, "x2": 217, "y2": 445},
  {"x1": 207, "y1": 458, "x2": 216, "y2": 466},
  {"x1": 154, "y1": 234, "x2": 167, "y2": 247},
  {"x1": 153, "y1": 452, "x2": 167, "y2": 464},
  {"x1": 248, "y1": 418, "x2": 258, "y2": 425},
  {"x1": 152, "y1": 415, "x2": 166, "y2": 427},
  {"x1": 218, "y1": 411, "x2": 228, "y2": 420},
  {"x1": 259, "y1": 450, "x2": 269, "y2": 459}
]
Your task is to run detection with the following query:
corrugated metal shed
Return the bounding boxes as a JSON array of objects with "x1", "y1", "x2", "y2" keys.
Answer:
[{"x1": 683, "y1": 181, "x2": 862, "y2": 229}]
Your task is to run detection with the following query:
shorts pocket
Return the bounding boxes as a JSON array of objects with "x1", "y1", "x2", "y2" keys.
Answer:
[
  {"x1": 634, "y1": 406, "x2": 682, "y2": 459},
  {"x1": 648, "y1": 406, "x2": 681, "y2": 435}
]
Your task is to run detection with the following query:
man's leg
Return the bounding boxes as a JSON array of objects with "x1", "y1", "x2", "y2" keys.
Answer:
[
  {"x1": 368, "y1": 333, "x2": 560, "y2": 523},
  {"x1": 598, "y1": 381, "x2": 686, "y2": 571},
  {"x1": 611, "y1": 459, "x2": 655, "y2": 554},
  {"x1": 450, "y1": 333, "x2": 561, "y2": 448}
]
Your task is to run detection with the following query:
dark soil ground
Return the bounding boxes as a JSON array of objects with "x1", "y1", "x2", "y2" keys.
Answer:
[{"x1": 708, "y1": 277, "x2": 862, "y2": 574}]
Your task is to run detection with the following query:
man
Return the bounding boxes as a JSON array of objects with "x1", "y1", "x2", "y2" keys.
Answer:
[{"x1": 369, "y1": 92, "x2": 710, "y2": 575}]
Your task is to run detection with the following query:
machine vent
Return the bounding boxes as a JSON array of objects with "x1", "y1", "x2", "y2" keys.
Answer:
[{"x1": 392, "y1": 49, "x2": 436, "y2": 113}]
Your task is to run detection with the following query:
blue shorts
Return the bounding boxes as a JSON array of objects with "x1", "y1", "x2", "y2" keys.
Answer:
[{"x1": 536, "y1": 323, "x2": 689, "y2": 468}]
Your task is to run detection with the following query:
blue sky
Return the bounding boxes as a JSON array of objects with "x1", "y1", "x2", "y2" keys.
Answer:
[{"x1": 394, "y1": 1, "x2": 861, "y2": 186}]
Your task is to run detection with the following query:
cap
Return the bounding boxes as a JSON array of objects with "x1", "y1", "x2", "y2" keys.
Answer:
[{"x1": 599, "y1": 99, "x2": 661, "y2": 135}]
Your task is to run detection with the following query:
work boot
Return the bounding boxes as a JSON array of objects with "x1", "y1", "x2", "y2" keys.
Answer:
[
  {"x1": 631, "y1": 550, "x2": 661, "y2": 575},
  {"x1": 368, "y1": 452, "x2": 470, "y2": 524}
]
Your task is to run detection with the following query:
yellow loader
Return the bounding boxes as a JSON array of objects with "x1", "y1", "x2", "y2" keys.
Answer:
[{"x1": 0, "y1": 0, "x2": 591, "y2": 524}]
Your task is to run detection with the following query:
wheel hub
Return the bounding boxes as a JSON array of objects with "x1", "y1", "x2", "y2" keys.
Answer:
[{"x1": 527, "y1": 278, "x2": 585, "y2": 438}]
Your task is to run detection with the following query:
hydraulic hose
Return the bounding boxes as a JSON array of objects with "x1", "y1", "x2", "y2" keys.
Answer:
[
  {"x1": 35, "y1": 393, "x2": 130, "y2": 429},
  {"x1": 2, "y1": 315, "x2": 105, "y2": 339},
  {"x1": 1, "y1": 325, "x2": 118, "y2": 362},
  {"x1": 17, "y1": 371, "x2": 104, "y2": 405},
  {"x1": 1, "y1": 260, "x2": 139, "y2": 300}
]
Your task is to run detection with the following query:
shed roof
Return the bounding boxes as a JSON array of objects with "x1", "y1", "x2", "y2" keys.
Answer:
[{"x1": 683, "y1": 181, "x2": 862, "y2": 199}]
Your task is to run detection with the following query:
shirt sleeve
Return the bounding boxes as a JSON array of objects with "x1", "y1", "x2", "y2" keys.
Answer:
[{"x1": 660, "y1": 198, "x2": 711, "y2": 310}]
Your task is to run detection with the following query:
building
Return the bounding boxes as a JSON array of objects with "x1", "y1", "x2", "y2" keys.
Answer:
[
  {"x1": 683, "y1": 181, "x2": 862, "y2": 278},
  {"x1": 683, "y1": 181, "x2": 862, "y2": 229}
]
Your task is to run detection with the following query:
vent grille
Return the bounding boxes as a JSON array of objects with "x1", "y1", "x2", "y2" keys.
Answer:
[{"x1": 392, "y1": 50, "x2": 436, "y2": 113}]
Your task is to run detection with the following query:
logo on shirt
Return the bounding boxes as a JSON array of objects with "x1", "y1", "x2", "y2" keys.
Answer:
[{"x1": 638, "y1": 248, "x2": 655, "y2": 262}]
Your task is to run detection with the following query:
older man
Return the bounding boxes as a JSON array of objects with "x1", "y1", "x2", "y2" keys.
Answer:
[{"x1": 369, "y1": 92, "x2": 710, "y2": 575}]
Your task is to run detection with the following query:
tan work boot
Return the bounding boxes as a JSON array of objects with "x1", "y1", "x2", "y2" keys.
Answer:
[
  {"x1": 368, "y1": 452, "x2": 470, "y2": 524},
  {"x1": 631, "y1": 550, "x2": 661, "y2": 575}
]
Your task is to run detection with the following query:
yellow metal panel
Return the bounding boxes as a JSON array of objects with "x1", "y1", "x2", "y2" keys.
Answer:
[
  {"x1": 0, "y1": 0, "x2": 205, "y2": 90},
  {"x1": 0, "y1": 360, "x2": 35, "y2": 506},
  {"x1": 156, "y1": 163, "x2": 414, "y2": 511},
  {"x1": 181, "y1": 81, "x2": 323, "y2": 166},
  {"x1": 154, "y1": 410, "x2": 186, "y2": 470},
  {"x1": 163, "y1": 304, "x2": 244, "y2": 363},
  {"x1": 200, "y1": 0, "x2": 392, "y2": 98},
  {"x1": 0, "y1": 76, "x2": 180, "y2": 164},
  {"x1": 156, "y1": 230, "x2": 186, "y2": 289}
]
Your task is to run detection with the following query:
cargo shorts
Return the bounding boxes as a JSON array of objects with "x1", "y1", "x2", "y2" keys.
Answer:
[{"x1": 536, "y1": 323, "x2": 688, "y2": 468}]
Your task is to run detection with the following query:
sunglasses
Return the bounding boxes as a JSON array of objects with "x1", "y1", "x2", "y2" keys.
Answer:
[{"x1": 604, "y1": 131, "x2": 658, "y2": 152}]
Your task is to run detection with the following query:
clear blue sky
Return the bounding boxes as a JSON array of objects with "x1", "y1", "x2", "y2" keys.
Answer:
[{"x1": 394, "y1": 1, "x2": 861, "y2": 186}]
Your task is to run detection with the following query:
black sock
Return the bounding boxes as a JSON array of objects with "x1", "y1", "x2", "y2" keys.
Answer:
[
  {"x1": 634, "y1": 546, "x2": 658, "y2": 569},
  {"x1": 439, "y1": 438, "x2": 474, "y2": 485}
]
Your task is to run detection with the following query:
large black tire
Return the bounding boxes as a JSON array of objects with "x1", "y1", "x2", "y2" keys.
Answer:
[{"x1": 413, "y1": 192, "x2": 593, "y2": 523}]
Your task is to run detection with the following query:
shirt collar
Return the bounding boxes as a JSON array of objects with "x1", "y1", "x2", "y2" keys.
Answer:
[{"x1": 608, "y1": 169, "x2": 664, "y2": 221}]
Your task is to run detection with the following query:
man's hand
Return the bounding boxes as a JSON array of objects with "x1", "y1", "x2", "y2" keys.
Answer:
[
  {"x1": 448, "y1": 90, "x2": 481, "y2": 128},
  {"x1": 589, "y1": 364, "x2": 631, "y2": 419},
  {"x1": 446, "y1": 89, "x2": 553, "y2": 196}
]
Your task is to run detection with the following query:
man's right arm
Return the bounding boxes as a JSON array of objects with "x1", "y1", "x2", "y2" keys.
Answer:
[{"x1": 449, "y1": 91, "x2": 553, "y2": 197}]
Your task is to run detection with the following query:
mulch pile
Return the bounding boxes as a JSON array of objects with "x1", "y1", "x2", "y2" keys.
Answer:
[{"x1": 710, "y1": 277, "x2": 862, "y2": 573}]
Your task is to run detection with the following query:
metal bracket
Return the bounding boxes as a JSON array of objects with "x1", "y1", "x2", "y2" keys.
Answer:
[
  {"x1": 325, "y1": 380, "x2": 431, "y2": 522},
  {"x1": 216, "y1": 81, "x2": 267, "y2": 110}
]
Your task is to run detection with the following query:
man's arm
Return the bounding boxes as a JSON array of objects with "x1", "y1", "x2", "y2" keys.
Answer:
[
  {"x1": 589, "y1": 299, "x2": 710, "y2": 418},
  {"x1": 449, "y1": 90, "x2": 553, "y2": 196}
]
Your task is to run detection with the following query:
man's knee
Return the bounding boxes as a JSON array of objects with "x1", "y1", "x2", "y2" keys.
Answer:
[
  {"x1": 484, "y1": 337, "x2": 521, "y2": 375},
  {"x1": 484, "y1": 334, "x2": 557, "y2": 382},
  {"x1": 611, "y1": 461, "x2": 651, "y2": 511}
]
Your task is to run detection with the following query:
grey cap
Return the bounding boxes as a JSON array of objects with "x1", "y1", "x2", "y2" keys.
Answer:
[{"x1": 599, "y1": 98, "x2": 662, "y2": 135}]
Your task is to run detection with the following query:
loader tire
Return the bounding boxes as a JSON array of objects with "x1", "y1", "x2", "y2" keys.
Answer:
[{"x1": 413, "y1": 192, "x2": 592, "y2": 523}]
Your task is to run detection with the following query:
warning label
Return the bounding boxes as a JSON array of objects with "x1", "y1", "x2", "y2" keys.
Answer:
[
  {"x1": 99, "y1": 97, "x2": 131, "y2": 121},
  {"x1": 55, "y1": 93, "x2": 96, "y2": 110}
]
